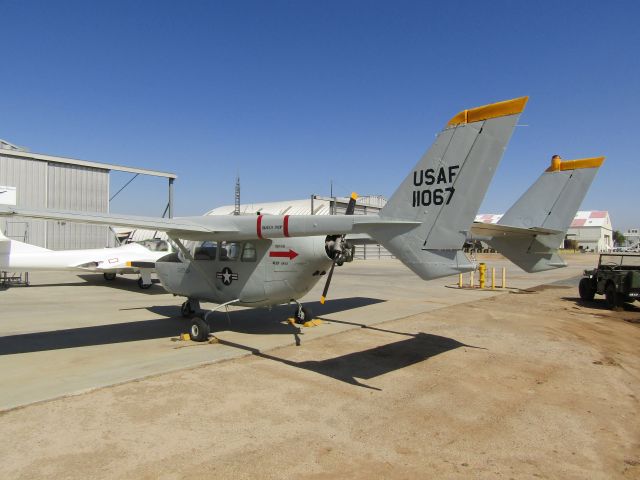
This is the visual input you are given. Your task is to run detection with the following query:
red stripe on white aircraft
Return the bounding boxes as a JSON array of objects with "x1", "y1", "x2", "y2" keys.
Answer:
[
  {"x1": 257, "y1": 215, "x2": 263, "y2": 239},
  {"x1": 283, "y1": 215, "x2": 290, "y2": 237}
]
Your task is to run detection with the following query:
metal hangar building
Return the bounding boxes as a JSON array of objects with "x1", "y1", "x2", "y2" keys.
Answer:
[{"x1": 0, "y1": 139, "x2": 176, "y2": 249}]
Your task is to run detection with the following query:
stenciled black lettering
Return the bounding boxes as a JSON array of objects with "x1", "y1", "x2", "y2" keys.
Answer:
[
  {"x1": 412, "y1": 190, "x2": 418, "y2": 207},
  {"x1": 433, "y1": 188, "x2": 444, "y2": 205},
  {"x1": 445, "y1": 186, "x2": 455, "y2": 205},
  {"x1": 449, "y1": 165, "x2": 460, "y2": 183},
  {"x1": 437, "y1": 168, "x2": 447, "y2": 184},
  {"x1": 424, "y1": 168, "x2": 435, "y2": 185},
  {"x1": 421, "y1": 190, "x2": 431, "y2": 206},
  {"x1": 413, "y1": 170, "x2": 423, "y2": 186}
]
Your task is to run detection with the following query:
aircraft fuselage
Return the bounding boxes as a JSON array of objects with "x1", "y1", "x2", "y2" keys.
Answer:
[{"x1": 156, "y1": 236, "x2": 332, "y2": 307}]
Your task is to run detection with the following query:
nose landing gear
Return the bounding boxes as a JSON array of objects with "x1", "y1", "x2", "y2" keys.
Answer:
[{"x1": 292, "y1": 301, "x2": 313, "y2": 325}]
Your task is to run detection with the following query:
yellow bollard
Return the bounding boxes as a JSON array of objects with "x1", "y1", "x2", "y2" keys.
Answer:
[
  {"x1": 491, "y1": 267, "x2": 496, "y2": 290},
  {"x1": 458, "y1": 273, "x2": 463, "y2": 288},
  {"x1": 502, "y1": 267, "x2": 506, "y2": 288},
  {"x1": 479, "y1": 263, "x2": 486, "y2": 289},
  {"x1": 470, "y1": 271, "x2": 474, "y2": 288}
]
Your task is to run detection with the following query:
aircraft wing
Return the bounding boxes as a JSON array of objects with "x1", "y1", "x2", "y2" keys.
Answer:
[
  {"x1": 0, "y1": 205, "x2": 237, "y2": 241},
  {"x1": 0, "y1": 205, "x2": 418, "y2": 242},
  {"x1": 469, "y1": 222, "x2": 561, "y2": 238}
]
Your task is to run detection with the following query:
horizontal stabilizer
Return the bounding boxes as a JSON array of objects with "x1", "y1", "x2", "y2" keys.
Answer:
[{"x1": 470, "y1": 222, "x2": 561, "y2": 238}]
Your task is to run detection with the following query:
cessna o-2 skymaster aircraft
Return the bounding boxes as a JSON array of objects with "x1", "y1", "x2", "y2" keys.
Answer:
[
  {"x1": 0, "y1": 97, "x2": 604, "y2": 341},
  {"x1": 0, "y1": 232, "x2": 170, "y2": 288}
]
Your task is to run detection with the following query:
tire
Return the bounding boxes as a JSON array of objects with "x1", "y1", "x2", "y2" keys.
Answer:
[
  {"x1": 180, "y1": 301, "x2": 194, "y2": 318},
  {"x1": 578, "y1": 278, "x2": 595, "y2": 301},
  {"x1": 137, "y1": 277, "x2": 151, "y2": 289},
  {"x1": 103, "y1": 272, "x2": 116, "y2": 281},
  {"x1": 294, "y1": 306, "x2": 312, "y2": 324},
  {"x1": 189, "y1": 317, "x2": 210, "y2": 342},
  {"x1": 605, "y1": 282, "x2": 620, "y2": 309}
]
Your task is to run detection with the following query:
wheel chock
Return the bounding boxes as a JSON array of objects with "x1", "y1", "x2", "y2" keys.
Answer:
[
  {"x1": 179, "y1": 333, "x2": 190, "y2": 341},
  {"x1": 208, "y1": 336, "x2": 219, "y2": 344},
  {"x1": 287, "y1": 317, "x2": 296, "y2": 325},
  {"x1": 302, "y1": 319, "x2": 323, "y2": 328}
]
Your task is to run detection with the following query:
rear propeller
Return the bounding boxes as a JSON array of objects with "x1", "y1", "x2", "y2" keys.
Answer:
[{"x1": 320, "y1": 192, "x2": 358, "y2": 304}]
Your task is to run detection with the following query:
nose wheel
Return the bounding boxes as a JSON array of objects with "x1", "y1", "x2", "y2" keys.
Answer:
[{"x1": 293, "y1": 304, "x2": 313, "y2": 324}]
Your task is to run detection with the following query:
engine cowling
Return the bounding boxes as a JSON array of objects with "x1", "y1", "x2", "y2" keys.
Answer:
[{"x1": 325, "y1": 235, "x2": 354, "y2": 266}]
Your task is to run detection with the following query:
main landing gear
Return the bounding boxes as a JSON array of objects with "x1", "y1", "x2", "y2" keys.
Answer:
[
  {"x1": 182, "y1": 298, "x2": 239, "y2": 342},
  {"x1": 180, "y1": 298, "x2": 200, "y2": 318},
  {"x1": 189, "y1": 317, "x2": 210, "y2": 342},
  {"x1": 103, "y1": 272, "x2": 116, "y2": 281}
]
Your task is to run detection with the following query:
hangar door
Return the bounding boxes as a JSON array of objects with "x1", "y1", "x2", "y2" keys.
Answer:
[{"x1": 46, "y1": 162, "x2": 111, "y2": 250}]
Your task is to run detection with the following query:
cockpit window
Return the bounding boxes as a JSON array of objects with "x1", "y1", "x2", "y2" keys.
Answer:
[
  {"x1": 194, "y1": 241, "x2": 217, "y2": 260},
  {"x1": 136, "y1": 239, "x2": 169, "y2": 252},
  {"x1": 220, "y1": 241, "x2": 241, "y2": 261},
  {"x1": 241, "y1": 242, "x2": 257, "y2": 262}
]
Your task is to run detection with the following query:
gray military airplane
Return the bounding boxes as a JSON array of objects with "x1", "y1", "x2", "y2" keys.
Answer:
[{"x1": 0, "y1": 97, "x2": 604, "y2": 341}]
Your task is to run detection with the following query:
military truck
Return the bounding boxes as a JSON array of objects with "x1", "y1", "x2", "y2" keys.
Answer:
[{"x1": 579, "y1": 253, "x2": 640, "y2": 309}]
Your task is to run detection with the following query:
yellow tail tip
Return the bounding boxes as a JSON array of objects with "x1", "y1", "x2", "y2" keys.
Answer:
[
  {"x1": 447, "y1": 96, "x2": 529, "y2": 127},
  {"x1": 350, "y1": 192, "x2": 358, "y2": 200},
  {"x1": 545, "y1": 155, "x2": 605, "y2": 172}
]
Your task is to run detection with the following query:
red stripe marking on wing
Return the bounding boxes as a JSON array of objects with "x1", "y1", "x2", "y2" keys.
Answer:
[{"x1": 257, "y1": 215, "x2": 263, "y2": 239}]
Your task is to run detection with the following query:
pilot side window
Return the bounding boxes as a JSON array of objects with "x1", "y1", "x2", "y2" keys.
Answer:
[
  {"x1": 194, "y1": 241, "x2": 217, "y2": 260},
  {"x1": 220, "y1": 241, "x2": 241, "y2": 261},
  {"x1": 241, "y1": 242, "x2": 257, "y2": 262}
]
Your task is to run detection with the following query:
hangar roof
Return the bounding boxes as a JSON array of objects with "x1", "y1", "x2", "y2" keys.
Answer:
[
  {"x1": 0, "y1": 142, "x2": 176, "y2": 179},
  {"x1": 475, "y1": 211, "x2": 612, "y2": 229},
  {"x1": 204, "y1": 195, "x2": 386, "y2": 216}
]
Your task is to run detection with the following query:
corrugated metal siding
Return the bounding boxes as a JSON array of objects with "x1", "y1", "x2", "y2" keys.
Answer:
[
  {"x1": 0, "y1": 154, "x2": 47, "y2": 247},
  {"x1": 46, "y1": 162, "x2": 110, "y2": 249}
]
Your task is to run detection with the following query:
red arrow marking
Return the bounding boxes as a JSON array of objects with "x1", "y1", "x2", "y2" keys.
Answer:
[{"x1": 269, "y1": 249, "x2": 299, "y2": 260}]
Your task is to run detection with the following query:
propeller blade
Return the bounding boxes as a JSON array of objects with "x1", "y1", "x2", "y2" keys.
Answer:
[
  {"x1": 320, "y1": 260, "x2": 336, "y2": 304},
  {"x1": 345, "y1": 192, "x2": 358, "y2": 215},
  {"x1": 321, "y1": 192, "x2": 357, "y2": 304}
]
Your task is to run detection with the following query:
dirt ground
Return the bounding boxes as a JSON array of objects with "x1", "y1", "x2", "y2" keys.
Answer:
[{"x1": 0, "y1": 283, "x2": 639, "y2": 479}]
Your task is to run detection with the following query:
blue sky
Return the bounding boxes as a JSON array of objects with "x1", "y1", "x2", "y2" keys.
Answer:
[{"x1": 1, "y1": 0, "x2": 638, "y2": 230}]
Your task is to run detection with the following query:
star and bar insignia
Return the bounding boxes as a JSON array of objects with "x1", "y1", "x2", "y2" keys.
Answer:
[{"x1": 216, "y1": 267, "x2": 238, "y2": 286}]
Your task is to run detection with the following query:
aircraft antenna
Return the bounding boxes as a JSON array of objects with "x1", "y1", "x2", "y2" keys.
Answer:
[{"x1": 234, "y1": 175, "x2": 241, "y2": 216}]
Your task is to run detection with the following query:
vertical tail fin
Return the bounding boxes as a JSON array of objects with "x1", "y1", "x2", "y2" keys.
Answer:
[
  {"x1": 374, "y1": 97, "x2": 528, "y2": 279},
  {"x1": 486, "y1": 155, "x2": 604, "y2": 271}
]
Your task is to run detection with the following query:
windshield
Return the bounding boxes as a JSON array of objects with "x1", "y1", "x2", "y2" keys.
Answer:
[{"x1": 599, "y1": 254, "x2": 640, "y2": 267}]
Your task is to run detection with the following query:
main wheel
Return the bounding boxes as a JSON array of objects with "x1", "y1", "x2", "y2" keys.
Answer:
[
  {"x1": 294, "y1": 306, "x2": 312, "y2": 324},
  {"x1": 103, "y1": 272, "x2": 116, "y2": 281},
  {"x1": 605, "y1": 283, "x2": 620, "y2": 309},
  {"x1": 578, "y1": 278, "x2": 595, "y2": 301},
  {"x1": 189, "y1": 317, "x2": 210, "y2": 342},
  {"x1": 180, "y1": 300, "x2": 194, "y2": 318},
  {"x1": 137, "y1": 277, "x2": 151, "y2": 289}
]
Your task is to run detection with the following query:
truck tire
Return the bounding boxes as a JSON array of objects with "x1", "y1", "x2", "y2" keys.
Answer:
[
  {"x1": 605, "y1": 282, "x2": 621, "y2": 309},
  {"x1": 579, "y1": 278, "x2": 595, "y2": 301}
]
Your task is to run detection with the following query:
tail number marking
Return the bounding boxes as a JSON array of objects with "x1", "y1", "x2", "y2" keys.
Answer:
[
  {"x1": 412, "y1": 187, "x2": 455, "y2": 207},
  {"x1": 411, "y1": 165, "x2": 459, "y2": 207}
]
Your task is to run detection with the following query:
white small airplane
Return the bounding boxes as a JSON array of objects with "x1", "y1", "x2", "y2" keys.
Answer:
[
  {"x1": 0, "y1": 97, "x2": 604, "y2": 341},
  {"x1": 0, "y1": 232, "x2": 170, "y2": 288}
]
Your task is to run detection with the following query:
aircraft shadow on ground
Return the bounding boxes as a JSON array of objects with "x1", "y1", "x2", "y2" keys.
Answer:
[
  {"x1": 562, "y1": 296, "x2": 640, "y2": 313},
  {"x1": 15, "y1": 274, "x2": 165, "y2": 295},
  {"x1": 0, "y1": 297, "x2": 385, "y2": 355},
  {"x1": 216, "y1": 323, "x2": 480, "y2": 390}
]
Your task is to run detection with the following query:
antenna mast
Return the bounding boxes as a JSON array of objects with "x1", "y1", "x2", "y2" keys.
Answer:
[{"x1": 234, "y1": 175, "x2": 241, "y2": 216}]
